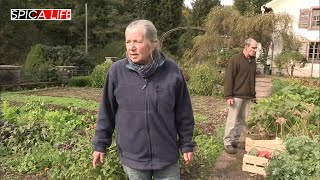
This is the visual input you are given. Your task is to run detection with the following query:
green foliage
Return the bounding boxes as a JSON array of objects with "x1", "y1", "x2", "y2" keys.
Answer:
[
  {"x1": 266, "y1": 136, "x2": 320, "y2": 180},
  {"x1": 1, "y1": 91, "x2": 225, "y2": 179},
  {"x1": 92, "y1": 41, "x2": 125, "y2": 64},
  {"x1": 0, "y1": 101, "x2": 126, "y2": 179},
  {"x1": 87, "y1": 0, "x2": 133, "y2": 47},
  {"x1": 274, "y1": 51, "x2": 307, "y2": 76},
  {"x1": 191, "y1": 6, "x2": 293, "y2": 66},
  {"x1": 191, "y1": 0, "x2": 220, "y2": 26},
  {"x1": 271, "y1": 78, "x2": 289, "y2": 94},
  {"x1": 42, "y1": 45, "x2": 96, "y2": 69},
  {"x1": 68, "y1": 76, "x2": 92, "y2": 87},
  {"x1": 23, "y1": 44, "x2": 96, "y2": 82},
  {"x1": 286, "y1": 77, "x2": 320, "y2": 89},
  {"x1": 248, "y1": 81, "x2": 320, "y2": 139},
  {"x1": 90, "y1": 61, "x2": 113, "y2": 88},
  {"x1": 157, "y1": 0, "x2": 184, "y2": 56},
  {"x1": 1, "y1": 0, "x2": 132, "y2": 66},
  {"x1": 216, "y1": 48, "x2": 242, "y2": 68},
  {"x1": 2, "y1": 93, "x2": 99, "y2": 111},
  {"x1": 0, "y1": 0, "x2": 39, "y2": 65},
  {"x1": 1, "y1": 101, "x2": 19, "y2": 122},
  {"x1": 25, "y1": 44, "x2": 46, "y2": 71},
  {"x1": 187, "y1": 63, "x2": 223, "y2": 96},
  {"x1": 181, "y1": 126, "x2": 224, "y2": 179},
  {"x1": 24, "y1": 44, "x2": 59, "y2": 82},
  {"x1": 194, "y1": 112, "x2": 209, "y2": 123},
  {"x1": 234, "y1": 0, "x2": 271, "y2": 16},
  {"x1": 2, "y1": 120, "x2": 51, "y2": 154}
]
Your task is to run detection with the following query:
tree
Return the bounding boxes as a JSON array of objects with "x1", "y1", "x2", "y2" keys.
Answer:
[
  {"x1": 234, "y1": 0, "x2": 271, "y2": 16},
  {"x1": 122, "y1": 0, "x2": 161, "y2": 21},
  {"x1": 274, "y1": 51, "x2": 307, "y2": 76},
  {"x1": 187, "y1": 6, "x2": 295, "y2": 68},
  {"x1": 156, "y1": 0, "x2": 184, "y2": 56},
  {"x1": 191, "y1": 0, "x2": 221, "y2": 27},
  {"x1": 0, "y1": 0, "x2": 136, "y2": 65},
  {"x1": 0, "y1": 0, "x2": 40, "y2": 65}
]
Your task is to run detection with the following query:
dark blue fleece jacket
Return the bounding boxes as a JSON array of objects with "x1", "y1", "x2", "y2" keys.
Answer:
[{"x1": 92, "y1": 57, "x2": 195, "y2": 170}]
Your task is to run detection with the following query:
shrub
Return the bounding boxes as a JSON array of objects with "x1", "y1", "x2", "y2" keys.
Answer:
[
  {"x1": 271, "y1": 78, "x2": 289, "y2": 94},
  {"x1": 68, "y1": 76, "x2": 92, "y2": 87},
  {"x1": 21, "y1": 62, "x2": 58, "y2": 82},
  {"x1": 274, "y1": 51, "x2": 307, "y2": 76},
  {"x1": 90, "y1": 61, "x2": 113, "y2": 88},
  {"x1": 216, "y1": 48, "x2": 242, "y2": 68},
  {"x1": 42, "y1": 45, "x2": 96, "y2": 69},
  {"x1": 266, "y1": 136, "x2": 320, "y2": 180},
  {"x1": 187, "y1": 63, "x2": 223, "y2": 96},
  {"x1": 91, "y1": 41, "x2": 125, "y2": 64},
  {"x1": 248, "y1": 82, "x2": 320, "y2": 139},
  {"x1": 0, "y1": 101, "x2": 126, "y2": 179},
  {"x1": 25, "y1": 44, "x2": 45, "y2": 71}
]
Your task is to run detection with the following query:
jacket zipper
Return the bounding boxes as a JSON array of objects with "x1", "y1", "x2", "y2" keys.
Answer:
[
  {"x1": 142, "y1": 78, "x2": 149, "y2": 90},
  {"x1": 143, "y1": 78, "x2": 153, "y2": 168},
  {"x1": 155, "y1": 84, "x2": 159, "y2": 112}
]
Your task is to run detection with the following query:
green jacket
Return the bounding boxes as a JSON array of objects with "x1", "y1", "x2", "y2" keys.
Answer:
[{"x1": 224, "y1": 53, "x2": 256, "y2": 99}]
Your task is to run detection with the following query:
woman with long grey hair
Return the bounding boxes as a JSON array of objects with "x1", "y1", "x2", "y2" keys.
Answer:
[{"x1": 92, "y1": 19, "x2": 195, "y2": 180}]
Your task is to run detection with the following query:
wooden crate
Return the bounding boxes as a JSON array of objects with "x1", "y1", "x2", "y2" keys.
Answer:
[
  {"x1": 242, "y1": 137, "x2": 285, "y2": 176},
  {"x1": 245, "y1": 137, "x2": 285, "y2": 153},
  {"x1": 242, "y1": 154, "x2": 269, "y2": 176}
]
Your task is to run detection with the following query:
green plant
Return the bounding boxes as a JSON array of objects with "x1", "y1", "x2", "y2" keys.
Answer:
[
  {"x1": 1, "y1": 89, "x2": 226, "y2": 179},
  {"x1": 0, "y1": 101, "x2": 125, "y2": 179},
  {"x1": 2, "y1": 93, "x2": 99, "y2": 111},
  {"x1": 24, "y1": 44, "x2": 58, "y2": 82},
  {"x1": 266, "y1": 136, "x2": 320, "y2": 180},
  {"x1": 25, "y1": 44, "x2": 45, "y2": 71},
  {"x1": 91, "y1": 40, "x2": 125, "y2": 64},
  {"x1": 271, "y1": 78, "x2": 289, "y2": 94},
  {"x1": 42, "y1": 45, "x2": 96, "y2": 69},
  {"x1": 180, "y1": 126, "x2": 224, "y2": 179},
  {"x1": 216, "y1": 47, "x2": 242, "y2": 68},
  {"x1": 68, "y1": 76, "x2": 92, "y2": 87},
  {"x1": 90, "y1": 61, "x2": 113, "y2": 88},
  {"x1": 248, "y1": 83, "x2": 320, "y2": 139},
  {"x1": 187, "y1": 63, "x2": 223, "y2": 96},
  {"x1": 274, "y1": 51, "x2": 307, "y2": 76}
]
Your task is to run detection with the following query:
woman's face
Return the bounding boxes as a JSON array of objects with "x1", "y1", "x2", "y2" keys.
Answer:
[{"x1": 125, "y1": 27, "x2": 154, "y2": 64}]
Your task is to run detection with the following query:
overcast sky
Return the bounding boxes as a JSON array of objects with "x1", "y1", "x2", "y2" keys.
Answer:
[{"x1": 184, "y1": 0, "x2": 234, "y2": 8}]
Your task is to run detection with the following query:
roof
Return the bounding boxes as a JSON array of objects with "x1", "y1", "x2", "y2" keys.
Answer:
[{"x1": 264, "y1": 0, "x2": 283, "y2": 8}]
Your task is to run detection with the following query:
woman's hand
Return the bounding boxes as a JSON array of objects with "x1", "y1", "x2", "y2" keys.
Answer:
[
  {"x1": 183, "y1": 152, "x2": 193, "y2": 165},
  {"x1": 92, "y1": 151, "x2": 105, "y2": 169}
]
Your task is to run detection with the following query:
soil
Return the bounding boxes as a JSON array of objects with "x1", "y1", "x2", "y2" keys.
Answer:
[{"x1": 1, "y1": 87, "x2": 265, "y2": 180}]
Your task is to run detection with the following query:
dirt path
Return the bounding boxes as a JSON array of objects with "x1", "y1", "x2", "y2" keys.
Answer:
[{"x1": 209, "y1": 149, "x2": 264, "y2": 180}]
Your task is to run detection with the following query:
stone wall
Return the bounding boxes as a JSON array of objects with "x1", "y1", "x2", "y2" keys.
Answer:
[
  {"x1": 0, "y1": 65, "x2": 22, "y2": 88},
  {"x1": 55, "y1": 66, "x2": 79, "y2": 82}
]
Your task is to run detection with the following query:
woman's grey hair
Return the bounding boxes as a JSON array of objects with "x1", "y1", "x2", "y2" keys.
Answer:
[
  {"x1": 244, "y1": 38, "x2": 255, "y2": 47},
  {"x1": 125, "y1": 19, "x2": 161, "y2": 52}
]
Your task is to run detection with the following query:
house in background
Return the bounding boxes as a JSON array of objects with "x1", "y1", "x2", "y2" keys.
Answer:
[{"x1": 262, "y1": 0, "x2": 320, "y2": 77}]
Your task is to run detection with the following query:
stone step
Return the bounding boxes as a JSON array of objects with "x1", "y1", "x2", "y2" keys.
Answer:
[
  {"x1": 256, "y1": 77, "x2": 272, "y2": 83},
  {"x1": 256, "y1": 81, "x2": 272, "y2": 87},
  {"x1": 255, "y1": 86, "x2": 272, "y2": 92},
  {"x1": 255, "y1": 77, "x2": 272, "y2": 98}
]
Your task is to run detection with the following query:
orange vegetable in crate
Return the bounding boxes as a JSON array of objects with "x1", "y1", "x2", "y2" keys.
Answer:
[{"x1": 258, "y1": 150, "x2": 271, "y2": 159}]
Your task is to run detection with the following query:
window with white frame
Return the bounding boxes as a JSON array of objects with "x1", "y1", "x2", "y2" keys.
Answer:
[
  {"x1": 299, "y1": 8, "x2": 320, "y2": 29},
  {"x1": 311, "y1": 9, "x2": 320, "y2": 28},
  {"x1": 308, "y1": 42, "x2": 320, "y2": 61}
]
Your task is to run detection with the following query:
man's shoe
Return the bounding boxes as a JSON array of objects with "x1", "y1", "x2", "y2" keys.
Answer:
[
  {"x1": 231, "y1": 142, "x2": 245, "y2": 149},
  {"x1": 224, "y1": 145, "x2": 237, "y2": 154}
]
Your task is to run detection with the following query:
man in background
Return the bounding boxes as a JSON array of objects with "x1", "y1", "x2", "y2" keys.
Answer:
[{"x1": 223, "y1": 38, "x2": 257, "y2": 154}]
